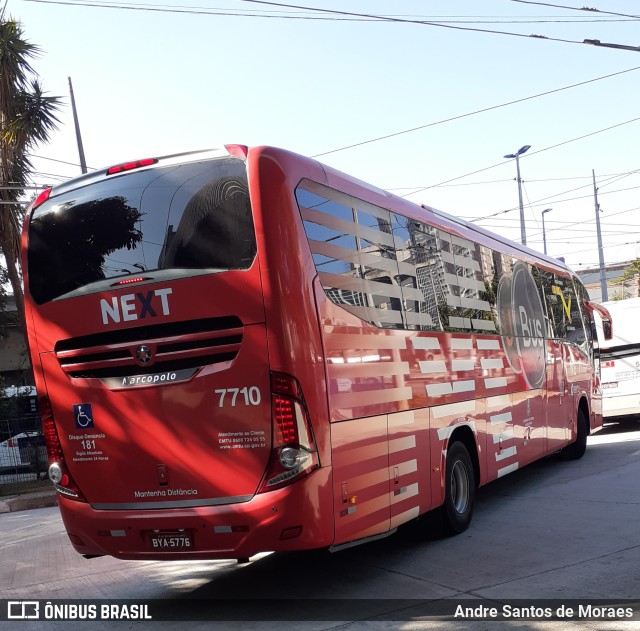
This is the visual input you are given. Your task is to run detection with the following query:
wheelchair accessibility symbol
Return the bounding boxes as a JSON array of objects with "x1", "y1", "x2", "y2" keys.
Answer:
[{"x1": 73, "y1": 403, "x2": 95, "y2": 429}]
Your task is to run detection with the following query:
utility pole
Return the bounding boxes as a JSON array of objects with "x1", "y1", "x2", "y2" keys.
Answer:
[
  {"x1": 593, "y1": 170, "x2": 608, "y2": 302},
  {"x1": 68, "y1": 77, "x2": 87, "y2": 174},
  {"x1": 514, "y1": 153, "x2": 526, "y2": 246},
  {"x1": 504, "y1": 145, "x2": 531, "y2": 246},
  {"x1": 541, "y1": 208, "x2": 552, "y2": 255}
]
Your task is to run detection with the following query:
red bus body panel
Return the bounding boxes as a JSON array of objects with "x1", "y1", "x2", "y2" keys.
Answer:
[{"x1": 30, "y1": 270, "x2": 274, "y2": 505}]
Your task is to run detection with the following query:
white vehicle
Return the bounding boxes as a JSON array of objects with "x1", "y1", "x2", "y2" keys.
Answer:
[
  {"x1": 595, "y1": 297, "x2": 640, "y2": 421},
  {"x1": 0, "y1": 431, "x2": 40, "y2": 472}
]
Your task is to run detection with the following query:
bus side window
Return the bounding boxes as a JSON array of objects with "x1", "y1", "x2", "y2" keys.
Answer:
[
  {"x1": 531, "y1": 266, "x2": 555, "y2": 339},
  {"x1": 549, "y1": 277, "x2": 589, "y2": 355},
  {"x1": 391, "y1": 215, "x2": 442, "y2": 331},
  {"x1": 545, "y1": 275, "x2": 572, "y2": 340},
  {"x1": 296, "y1": 181, "x2": 405, "y2": 330}
]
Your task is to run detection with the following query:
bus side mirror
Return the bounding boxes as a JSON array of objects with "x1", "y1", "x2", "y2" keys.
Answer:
[{"x1": 582, "y1": 300, "x2": 612, "y2": 342}]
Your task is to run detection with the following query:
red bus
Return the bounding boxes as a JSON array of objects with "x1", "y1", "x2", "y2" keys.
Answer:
[{"x1": 22, "y1": 145, "x2": 609, "y2": 560}]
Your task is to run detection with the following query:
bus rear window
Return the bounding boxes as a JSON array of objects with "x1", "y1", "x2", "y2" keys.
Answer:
[{"x1": 27, "y1": 157, "x2": 256, "y2": 304}]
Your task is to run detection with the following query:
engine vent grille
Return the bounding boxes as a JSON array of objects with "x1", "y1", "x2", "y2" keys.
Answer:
[{"x1": 54, "y1": 316, "x2": 243, "y2": 379}]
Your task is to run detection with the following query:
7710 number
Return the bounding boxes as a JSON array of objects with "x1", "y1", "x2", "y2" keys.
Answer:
[{"x1": 215, "y1": 387, "x2": 261, "y2": 407}]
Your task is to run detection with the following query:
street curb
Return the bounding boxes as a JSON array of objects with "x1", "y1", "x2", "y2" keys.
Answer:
[{"x1": 0, "y1": 489, "x2": 57, "y2": 513}]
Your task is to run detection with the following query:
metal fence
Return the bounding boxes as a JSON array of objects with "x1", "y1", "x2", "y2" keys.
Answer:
[{"x1": 0, "y1": 414, "x2": 48, "y2": 486}]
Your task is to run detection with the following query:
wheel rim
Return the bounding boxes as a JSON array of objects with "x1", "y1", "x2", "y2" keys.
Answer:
[{"x1": 451, "y1": 460, "x2": 469, "y2": 514}]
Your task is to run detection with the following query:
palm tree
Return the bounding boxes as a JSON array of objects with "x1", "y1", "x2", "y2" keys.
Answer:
[{"x1": 0, "y1": 18, "x2": 61, "y2": 326}]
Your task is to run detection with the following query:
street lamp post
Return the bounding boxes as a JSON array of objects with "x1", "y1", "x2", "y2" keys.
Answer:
[
  {"x1": 504, "y1": 144, "x2": 531, "y2": 246},
  {"x1": 541, "y1": 208, "x2": 552, "y2": 255}
]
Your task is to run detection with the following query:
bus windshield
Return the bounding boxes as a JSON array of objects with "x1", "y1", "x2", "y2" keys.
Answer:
[{"x1": 27, "y1": 156, "x2": 256, "y2": 304}]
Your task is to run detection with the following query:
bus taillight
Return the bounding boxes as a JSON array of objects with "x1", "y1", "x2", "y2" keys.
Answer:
[
  {"x1": 40, "y1": 396, "x2": 86, "y2": 502},
  {"x1": 106, "y1": 158, "x2": 157, "y2": 175},
  {"x1": 258, "y1": 372, "x2": 319, "y2": 493},
  {"x1": 32, "y1": 187, "x2": 52, "y2": 210}
]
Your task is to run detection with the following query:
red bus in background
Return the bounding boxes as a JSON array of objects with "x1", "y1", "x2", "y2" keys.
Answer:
[{"x1": 22, "y1": 145, "x2": 610, "y2": 561}]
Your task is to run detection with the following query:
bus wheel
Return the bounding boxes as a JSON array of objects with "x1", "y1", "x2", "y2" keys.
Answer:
[
  {"x1": 441, "y1": 441, "x2": 475, "y2": 535},
  {"x1": 562, "y1": 408, "x2": 588, "y2": 460}
]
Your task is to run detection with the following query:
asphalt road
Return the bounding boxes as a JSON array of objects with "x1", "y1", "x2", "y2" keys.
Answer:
[{"x1": 2, "y1": 421, "x2": 640, "y2": 630}]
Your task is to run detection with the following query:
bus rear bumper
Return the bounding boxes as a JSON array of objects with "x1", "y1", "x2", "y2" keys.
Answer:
[{"x1": 57, "y1": 468, "x2": 333, "y2": 560}]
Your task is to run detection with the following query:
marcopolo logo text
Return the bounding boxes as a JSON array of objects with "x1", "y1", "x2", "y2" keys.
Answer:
[{"x1": 121, "y1": 372, "x2": 178, "y2": 387}]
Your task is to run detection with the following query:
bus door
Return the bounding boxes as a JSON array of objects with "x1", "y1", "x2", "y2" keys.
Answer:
[
  {"x1": 556, "y1": 277, "x2": 593, "y2": 438},
  {"x1": 545, "y1": 334, "x2": 568, "y2": 449},
  {"x1": 573, "y1": 283, "x2": 609, "y2": 430},
  {"x1": 538, "y1": 273, "x2": 579, "y2": 449}
]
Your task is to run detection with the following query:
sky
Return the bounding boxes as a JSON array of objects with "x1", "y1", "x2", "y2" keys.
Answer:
[{"x1": 9, "y1": 0, "x2": 640, "y2": 273}]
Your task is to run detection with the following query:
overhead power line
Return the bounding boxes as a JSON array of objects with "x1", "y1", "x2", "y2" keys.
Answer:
[
  {"x1": 30, "y1": 154, "x2": 97, "y2": 176},
  {"x1": 509, "y1": 1, "x2": 640, "y2": 20},
  {"x1": 20, "y1": 0, "x2": 640, "y2": 23},
  {"x1": 407, "y1": 113, "x2": 640, "y2": 205},
  {"x1": 30, "y1": 154, "x2": 89, "y2": 167},
  {"x1": 239, "y1": 0, "x2": 640, "y2": 52},
  {"x1": 562, "y1": 238, "x2": 640, "y2": 258},
  {"x1": 19, "y1": 0, "x2": 639, "y2": 22},
  {"x1": 25, "y1": 0, "x2": 640, "y2": 50},
  {"x1": 472, "y1": 180, "x2": 640, "y2": 223},
  {"x1": 527, "y1": 204, "x2": 640, "y2": 240},
  {"x1": 33, "y1": 171, "x2": 71, "y2": 181},
  {"x1": 388, "y1": 170, "x2": 640, "y2": 190},
  {"x1": 0, "y1": 185, "x2": 47, "y2": 190},
  {"x1": 312, "y1": 65, "x2": 640, "y2": 158},
  {"x1": 16, "y1": 1, "x2": 637, "y2": 21}
]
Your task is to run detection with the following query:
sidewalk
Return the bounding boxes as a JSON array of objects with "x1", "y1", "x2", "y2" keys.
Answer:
[{"x1": 0, "y1": 487, "x2": 57, "y2": 513}]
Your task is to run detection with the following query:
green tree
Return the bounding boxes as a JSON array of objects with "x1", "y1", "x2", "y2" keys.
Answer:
[
  {"x1": 612, "y1": 258, "x2": 640, "y2": 300},
  {"x1": 0, "y1": 19, "x2": 61, "y2": 327}
]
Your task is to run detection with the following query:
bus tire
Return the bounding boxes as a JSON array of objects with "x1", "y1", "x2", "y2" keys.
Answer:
[
  {"x1": 562, "y1": 407, "x2": 588, "y2": 460},
  {"x1": 441, "y1": 441, "x2": 475, "y2": 535}
]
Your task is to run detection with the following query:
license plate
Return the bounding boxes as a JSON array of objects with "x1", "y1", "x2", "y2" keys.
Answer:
[{"x1": 148, "y1": 530, "x2": 193, "y2": 550}]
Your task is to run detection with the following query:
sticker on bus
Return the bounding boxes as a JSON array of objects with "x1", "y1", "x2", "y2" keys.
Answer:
[
  {"x1": 615, "y1": 371, "x2": 640, "y2": 381},
  {"x1": 73, "y1": 404, "x2": 95, "y2": 429}
]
